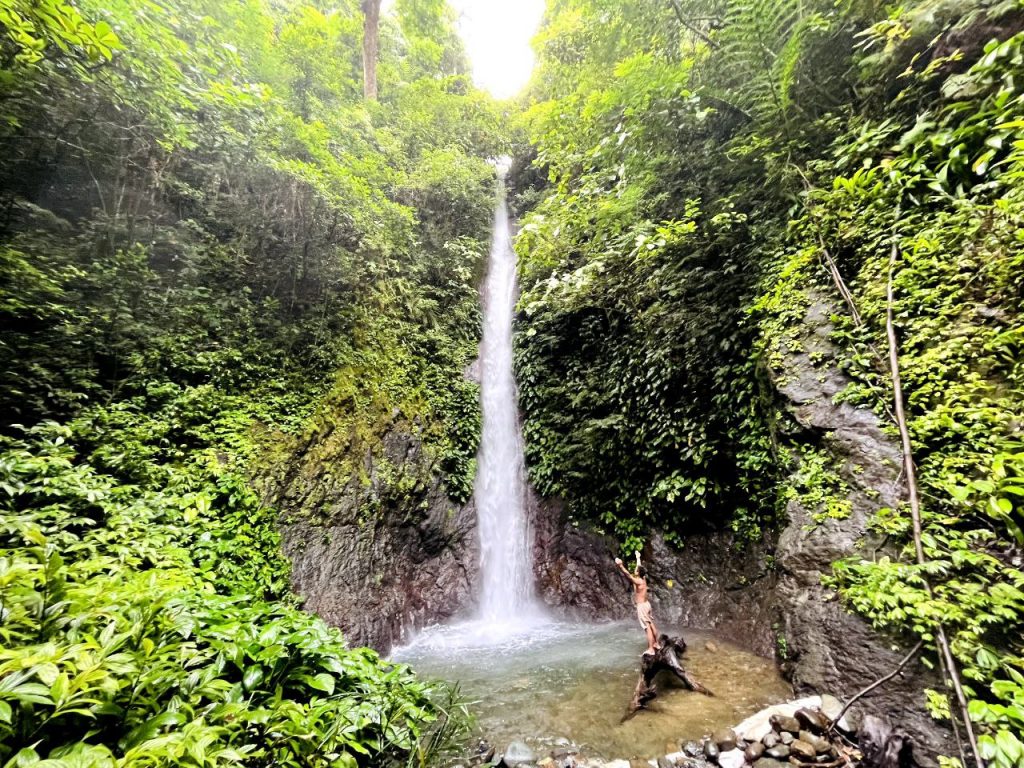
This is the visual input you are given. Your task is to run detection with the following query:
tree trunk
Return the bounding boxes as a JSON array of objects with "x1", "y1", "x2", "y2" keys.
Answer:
[
  {"x1": 361, "y1": 0, "x2": 381, "y2": 100},
  {"x1": 626, "y1": 635, "x2": 713, "y2": 718}
]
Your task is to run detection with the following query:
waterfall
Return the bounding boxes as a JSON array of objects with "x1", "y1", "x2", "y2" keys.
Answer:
[{"x1": 474, "y1": 176, "x2": 537, "y2": 621}]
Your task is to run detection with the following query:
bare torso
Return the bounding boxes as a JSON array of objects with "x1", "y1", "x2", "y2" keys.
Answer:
[{"x1": 633, "y1": 578, "x2": 648, "y2": 604}]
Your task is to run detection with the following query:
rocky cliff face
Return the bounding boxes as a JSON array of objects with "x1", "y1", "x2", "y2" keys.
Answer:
[
  {"x1": 531, "y1": 494, "x2": 778, "y2": 657},
  {"x1": 768, "y1": 294, "x2": 953, "y2": 762},
  {"x1": 265, "y1": 423, "x2": 479, "y2": 651}
]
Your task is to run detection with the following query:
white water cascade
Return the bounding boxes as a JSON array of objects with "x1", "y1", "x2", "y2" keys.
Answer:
[{"x1": 474, "y1": 176, "x2": 537, "y2": 621}]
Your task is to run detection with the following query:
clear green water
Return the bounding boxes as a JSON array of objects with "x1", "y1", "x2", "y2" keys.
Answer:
[{"x1": 392, "y1": 620, "x2": 792, "y2": 760}]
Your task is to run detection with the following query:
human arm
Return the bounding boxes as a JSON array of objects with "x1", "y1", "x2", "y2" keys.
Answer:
[{"x1": 614, "y1": 557, "x2": 641, "y2": 585}]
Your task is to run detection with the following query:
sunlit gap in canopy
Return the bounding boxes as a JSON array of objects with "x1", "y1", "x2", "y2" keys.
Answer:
[{"x1": 383, "y1": 0, "x2": 546, "y2": 99}]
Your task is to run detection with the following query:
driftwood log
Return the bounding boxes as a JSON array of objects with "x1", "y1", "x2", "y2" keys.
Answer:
[{"x1": 626, "y1": 634, "x2": 713, "y2": 717}]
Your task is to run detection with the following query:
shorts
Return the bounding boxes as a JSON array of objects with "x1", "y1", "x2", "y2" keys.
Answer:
[{"x1": 636, "y1": 600, "x2": 654, "y2": 629}]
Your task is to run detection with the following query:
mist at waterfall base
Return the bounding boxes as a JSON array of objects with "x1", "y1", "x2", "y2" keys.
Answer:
[{"x1": 391, "y1": 182, "x2": 791, "y2": 757}]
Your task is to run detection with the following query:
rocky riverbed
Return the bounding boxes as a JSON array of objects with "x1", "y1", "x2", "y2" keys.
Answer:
[{"x1": 462, "y1": 695, "x2": 901, "y2": 768}]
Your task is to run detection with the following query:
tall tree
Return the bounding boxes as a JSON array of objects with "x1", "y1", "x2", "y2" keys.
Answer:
[{"x1": 362, "y1": 0, "x2": 381, "y2": 99}]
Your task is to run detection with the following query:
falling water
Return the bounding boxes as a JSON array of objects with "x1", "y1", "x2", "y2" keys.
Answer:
[{"x1": 474, "y1": 174, "x2": 536, "y2": 621}]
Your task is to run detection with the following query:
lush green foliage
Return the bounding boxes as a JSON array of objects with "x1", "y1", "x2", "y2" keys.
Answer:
[
  {"x1": 0, "y1": 0, "x2": 500, "y2": 763},
  {"x1": 515, "y1": 0, "x2": 1024, "y2": 764}
]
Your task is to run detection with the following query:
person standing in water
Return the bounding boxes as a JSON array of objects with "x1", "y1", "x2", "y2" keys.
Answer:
[{"x1": 614, "y1": 555, "x2": 661, "y2": 654}]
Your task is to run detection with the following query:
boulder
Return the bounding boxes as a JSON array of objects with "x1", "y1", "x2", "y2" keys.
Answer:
[
  {"x1": 789, "y1": 740, "x2": 816, "y2": 762},
  {"x1": 504, "y1": 742, "x2": 536, "y2": 768},
  {"x1": 734, "y1": 697, "x2": 822, "y2": 743},
  {"x1": 795, "y1": 709, "x2": 829, "y2": 734},
  {"x1": 744, "y1": 742, "x2": 765, "y2": 762},
  {"x1": 713, "y1": 729, "x2": 737, "y2": 751},
  {"x1": 799, "y1": 732, "x2": 830, "y2": 754},
  {"x1": 717, "y1": 749, "x2": 744, "y2": 768},
  {"x1": 769, "y1": 714, "x2": 801, "y2": 735},
  {"x1": 765, "y1": 745, "x2": 790, "y2": 760},
  {"x1": 703, "y1": 740, "x2": 719, "y2": 762}
]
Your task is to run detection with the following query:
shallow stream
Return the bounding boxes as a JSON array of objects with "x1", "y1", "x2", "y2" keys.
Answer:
[{"x1": 393, "y1": 619, "x2": 792, "y2": 760}]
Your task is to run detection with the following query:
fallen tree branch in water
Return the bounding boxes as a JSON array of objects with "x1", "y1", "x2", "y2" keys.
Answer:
[{"x1": 625, "y1": 635, "x2": 712, "y2": 718}]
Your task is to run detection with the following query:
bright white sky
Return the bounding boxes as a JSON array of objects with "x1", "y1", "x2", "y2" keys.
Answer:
[
  {"x1": 384, "y1": 0, "x2": 547, "y2": 99},
  {"x1": 448, "y1": 0, "x2": 546, "y2": 99}
]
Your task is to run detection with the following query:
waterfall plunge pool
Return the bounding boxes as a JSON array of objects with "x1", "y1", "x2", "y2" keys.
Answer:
[{"x1": 392, "y1": 620, "x2": 792, "y2": 761}]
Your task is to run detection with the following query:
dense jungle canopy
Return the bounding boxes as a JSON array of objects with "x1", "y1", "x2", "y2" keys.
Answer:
[{"x1": 0, "y1": 1, "x2": 1022, "y2": 767}]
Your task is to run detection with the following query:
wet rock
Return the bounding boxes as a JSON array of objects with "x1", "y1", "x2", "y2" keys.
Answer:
[
  {"x1": 762, "y1": 733, "x2": 780, "y2": 749},
  {"x1": 765, "y1": 745, "x2": 790, "y2": 760},
  {"x1": 504, "y1": 742, "x2": 536, "y2": 767},
  {"x1": 753, "y1": 759, "x2": 789, "y2": 768},
  {"x1": 713, "y1": 729, "x2": 737, "y2": 751},
  {"x1": 819, "y1": 695, "x2": 843, "y2": 722},
  {"x1": 734, "y1": 697, "x2": 822, "y2": 743},
  {"x1": 744, "y1": 742, "x2": 765, "y2": 763},
  {"x1": 780, "y1": 732, "x2": 794, "y2": 745},
  {"x1": 683, "y1": 742, "x2": 703, "y2": 758},
  {"x1": 705, "y1": 641, "x2": 719, "y2": 652},
  {"x1": 799, "y1": 731, "x2": 830, "y2": 754},
  {"x1": 789, "y1": 740, "x2": 816, "y2": 762},
  {"x1": 717, "y1": 749, "x2": 744, "y2": 768},
  {"x1": 819, "y1": 695, "x2": 852, "y2": 732},
  {"x1": 769, "y1": 714, "x2": 801, "y2": 735},
  {"x1": 657, "y1": 757, "x2": 674, "y2": 768},
  {"x1": 795, "y1": 709, "x2": 829, "y2": 734},
  {"x1": 703, "y1": 740, "x2": 719, "y2": 762},
  {"x1": 275, "y1": 427, "x2": 478, "y2": 653}
]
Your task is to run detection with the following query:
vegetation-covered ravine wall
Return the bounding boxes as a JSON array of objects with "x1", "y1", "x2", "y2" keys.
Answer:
[
  {"x1": 510, "y1": 1, "x2": 1024, "y2": 766},
  {"x1": 2, "y1": 0, "x2": 1024, "y2": 767},
  {"x1": 0, "y1": 0, "x2": 500, "y2": 764}
]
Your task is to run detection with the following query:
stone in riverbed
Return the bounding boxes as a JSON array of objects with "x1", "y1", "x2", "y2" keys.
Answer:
[
  {"x1": 789, "y1": 740, "x2": 816, "y2": 762},
  {"x1": 819, "y1": 695, "x2": 852, "y2": 731},
  {"x1": 795, "y1": 709, "x2": 829, "y2": 734},
  {"x1": 503, "y1": 742, "x2": 536, "y2": 768},
  {"x1": 769, "y1": 715, "x2": 801, "y2": 735},
  {"x1": 780, "y1": 732, "x2": 794, "y2": 745},
  {"x1": 705, "y1": 641, "x2": 719, "y2": 652},
  {"x1": 799, "y1": 731, "x2": 831, "y2": 754},
  {"x1": 713, "y1": 729, "x2": 738, "y2": 751},
  {"x1": 734, "y1": 697, "x2": 823, "y2": 743},
  {"x1": 717, "y1": 749, "x2": 744, "y2": 768},
  {"x1": 658, "y1": 757, "x2": 674, "y2": 768},
  {"x1": 765, "y1": 745, "x2": 790, "y2": 760},
  {"x1": 703, "y1": 740, "x2": 719, "y2": 762},
  {"x1": 682, "y1": 742, "x2": 703, "y2": 758},
  {"x1": 762, "y1": 733, "x2": 780, "y2": 749},
  {"x1": 744, "y1": 742, "x2": 765, "y2": 762},
  {"x1": 753, "y1": 759, "x2": 789, "y2": 768}
]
